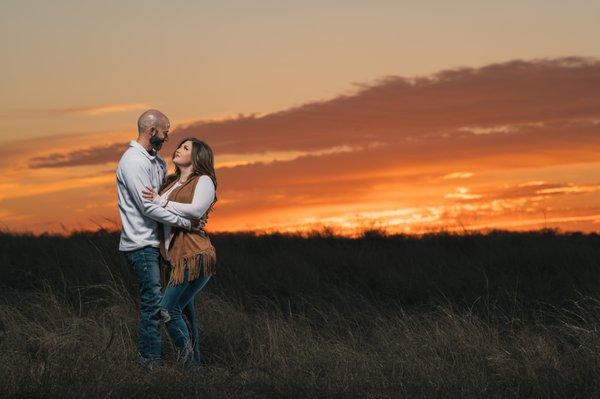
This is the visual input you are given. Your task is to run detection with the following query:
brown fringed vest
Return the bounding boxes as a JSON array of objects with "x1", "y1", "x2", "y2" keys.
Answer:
[{"x1": 159, "y1": 174, "x2": 217, "y2": 285}]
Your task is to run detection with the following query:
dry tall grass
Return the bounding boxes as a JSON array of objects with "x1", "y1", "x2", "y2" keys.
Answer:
[{"x1": 1, "y1": 229, "x2": 600, "y2": 398}]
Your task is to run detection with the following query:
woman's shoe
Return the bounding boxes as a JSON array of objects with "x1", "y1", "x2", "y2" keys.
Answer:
[{"x1": 175, "y1": 339, "x2": 194, "y2": 365}]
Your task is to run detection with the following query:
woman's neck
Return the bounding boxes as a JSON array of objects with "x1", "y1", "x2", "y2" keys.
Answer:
[{"x1": 178, "y1": 166, "x2": 193, "y2": 182}]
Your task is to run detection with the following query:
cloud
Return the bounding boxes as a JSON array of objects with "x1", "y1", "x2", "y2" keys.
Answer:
[
  {"x1": 476, "y1": 181, "x2": 600, "y2": 201},
  {"x1": 536, "y1": 184, "x2": 600, "y2": 195},
  {"x1": 4, "y1": 57, "x2": 600, "y2": 234},
  {"x1": 0, "y1": 129, "x2": 132, "y2": 169},
  {"x1": 442, "y1": 172, "x2": 474, "y2": 180},
  {"x1": 21, "y1": 57, "x2": 600, "y2": 173},
  {"x1": 214, "y1": 144, "x2": 363, "y2": 168},
  {"x1": 28, "y1": 142, "x2": 127, "y2": 168},
  {"x1": 169, "y1": 56, "x2": 600, "y2": 155},
  {"x1": 16, "y1": 103, "x2": 150, "y2": 117},
  {"x1": 444, "y1": 187, "x2": 482, "y2": 200}
]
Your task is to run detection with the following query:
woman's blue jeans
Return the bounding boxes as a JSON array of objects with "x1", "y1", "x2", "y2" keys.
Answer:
[{"x1": 161, "y1": 266, "x2": 211, "y2": 365}]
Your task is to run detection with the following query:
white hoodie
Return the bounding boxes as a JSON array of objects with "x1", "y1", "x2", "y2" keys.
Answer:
[{"x1": 116, "y1": 140, "x2": 191, "y2": 251}]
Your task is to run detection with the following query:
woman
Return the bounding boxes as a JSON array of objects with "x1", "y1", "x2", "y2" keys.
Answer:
[{"x1": 141, "y1": 137, "x2": 217, "y2": 366}]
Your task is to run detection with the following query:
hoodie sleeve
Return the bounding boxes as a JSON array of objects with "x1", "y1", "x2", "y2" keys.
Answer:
[{"x1": 118, "y1": 160, "x2": 192, "y2": 230}]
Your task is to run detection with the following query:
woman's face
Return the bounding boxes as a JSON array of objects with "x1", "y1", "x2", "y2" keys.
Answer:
[{"x1": 173, "y1": 140, "x2": 193, "y2": 167}]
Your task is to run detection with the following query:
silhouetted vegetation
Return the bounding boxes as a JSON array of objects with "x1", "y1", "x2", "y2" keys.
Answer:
[{"x1": 1, "y1": 229, "x2": 600, "y2": 398}]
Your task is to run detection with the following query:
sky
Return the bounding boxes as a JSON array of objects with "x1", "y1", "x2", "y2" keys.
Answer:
[{"x1": 1, "y1": 0, "x2": 600, "y2": 235}]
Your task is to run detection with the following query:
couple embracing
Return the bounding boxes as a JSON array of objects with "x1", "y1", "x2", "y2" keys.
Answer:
[{"x1": 116, "y1": 109, "x2": 217, "y2": 370}]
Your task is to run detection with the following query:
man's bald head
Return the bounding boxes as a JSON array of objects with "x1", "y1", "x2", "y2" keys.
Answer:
[
  {"x1": 137, "y1": 109, "x2": 169, "y2": 135},
  {"x1": 137, "y1": 109, "x2": 171, "y2": 152}
]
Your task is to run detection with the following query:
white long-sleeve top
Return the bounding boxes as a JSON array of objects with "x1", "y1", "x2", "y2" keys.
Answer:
[
  {"x1": 116, "y1": 140, "x2": 192, "y2": 252},
  {"x1": 153, "y1": 175, "x2": 216, "y2": 260}
]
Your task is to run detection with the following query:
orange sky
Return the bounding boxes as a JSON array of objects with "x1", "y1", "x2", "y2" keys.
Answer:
[
  {"x1": 2, "y1": 2, "x2": 600, "y2": 235},
  {"x1": 2, "y1": 58, "x2": 600, "y2": 235}
]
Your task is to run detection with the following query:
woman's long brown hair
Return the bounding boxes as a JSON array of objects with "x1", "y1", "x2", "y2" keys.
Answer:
[{"x1": 160, "y1": 137, "x2": 218, "y2": 205}]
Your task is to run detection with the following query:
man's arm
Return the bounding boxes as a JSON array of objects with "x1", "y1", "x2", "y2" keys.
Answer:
[{"x1": 119, "y1": 163, "x2": 192, "y2": 230}]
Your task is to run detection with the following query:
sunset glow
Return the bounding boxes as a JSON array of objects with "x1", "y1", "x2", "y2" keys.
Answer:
[{"x1": 2, "y1": 2, "x2": 600, "y2": 235}]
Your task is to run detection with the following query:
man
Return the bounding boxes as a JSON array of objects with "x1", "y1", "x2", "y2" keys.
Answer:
[{"x1": 116, "y1": 109, "x2": 203, "y2": 369}]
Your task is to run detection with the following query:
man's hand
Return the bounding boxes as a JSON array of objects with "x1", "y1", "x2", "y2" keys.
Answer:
[
  {"x1": 190, "y1": 216, "x2": 207, "y2": 236},
  {"x1": 142, "y1": 186, "x2": 158, "y2": 201}
]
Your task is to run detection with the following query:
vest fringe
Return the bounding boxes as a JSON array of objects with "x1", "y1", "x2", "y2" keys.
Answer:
[{"x1": 169, "y1": 246, "x2": 217, "y2": 286}]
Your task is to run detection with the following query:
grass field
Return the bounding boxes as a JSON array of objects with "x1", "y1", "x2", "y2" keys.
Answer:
[{"x1": 1, "y1": 228, "x2": 600, "y2": 398}]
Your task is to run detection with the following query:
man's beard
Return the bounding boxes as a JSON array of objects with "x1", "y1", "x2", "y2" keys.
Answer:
[{"x1": 150, "y1": 135, "x2": 165, "y2": 152}]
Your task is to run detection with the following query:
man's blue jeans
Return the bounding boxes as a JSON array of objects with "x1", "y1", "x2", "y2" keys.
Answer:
[
  {"x1": 162, "y1": 266, "x2": 211, "y2": 365},
  {"x1": 124, "y1": 246, "x2": 163, "y2": 362}
]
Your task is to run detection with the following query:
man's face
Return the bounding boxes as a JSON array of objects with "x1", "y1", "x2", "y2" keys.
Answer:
[{"x1": 149, "y1": 119, "x2": 170, "y2": 152}]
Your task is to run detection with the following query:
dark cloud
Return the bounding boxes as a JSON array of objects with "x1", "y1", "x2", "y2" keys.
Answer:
[
  {"x1": 28, "y1": 143, "x2": 127, "y2": 168},
  {"x1": 170, "y1": 56, "x2": 600, "y2": 154},
  {"x1": 482, "y1": 181, "x2": 600, "y2": 201},
  {"x1": 214, "y1": 118, "x2": 600, "y2": 191},
  {"x1": 24, "y1": 57, "x2": 600, "y2": 175}
]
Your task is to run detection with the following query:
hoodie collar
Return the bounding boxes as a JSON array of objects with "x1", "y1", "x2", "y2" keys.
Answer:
[{"x1": 129, "y1": 140, "x2": 156, "y2": 160}]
